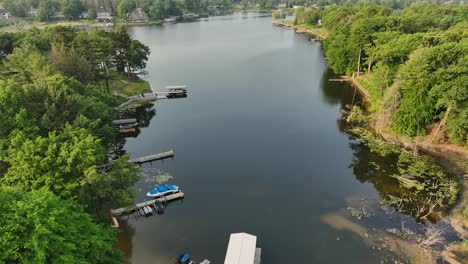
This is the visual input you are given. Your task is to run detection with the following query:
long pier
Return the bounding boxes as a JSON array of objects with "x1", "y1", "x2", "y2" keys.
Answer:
[
  {"x1": 128, "y1": 150, "x2": 174, "y2": 164},
  {"x1": 111, "y1": 192, "x2": 185, "y2": 216},
  {"x1": 96, "y1": 150, "x2": 174, "y2": 172}
]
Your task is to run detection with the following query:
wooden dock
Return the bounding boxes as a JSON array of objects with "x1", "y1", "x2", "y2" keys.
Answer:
[
  {"x1": 329, "y1": 79, "x2": 350, "y2": 82},
  {"x1": 117, "y1": 88, "x2": 187, "y2": 109},
  {"x1": 96, "y1": 150, "x2": 174, "y2": 172},
  {"x1": 111, "y1": 191, "x2": 185, "y2": 216},
  {"x1": 128, "y1": 149, "x2": 174, "y2": 164},
  {"x1": 119, "y1": 128, "x2": 136, "y2": 133}
]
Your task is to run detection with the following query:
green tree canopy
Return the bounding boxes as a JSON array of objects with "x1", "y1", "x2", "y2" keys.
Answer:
[{"x1": 0, "y1": 187, "x2": 121, "y2": 264}]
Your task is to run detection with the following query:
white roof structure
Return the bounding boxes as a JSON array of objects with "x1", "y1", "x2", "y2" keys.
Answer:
[{"x1": 224, "y1": 233, "x2": 257, "y2": 264}]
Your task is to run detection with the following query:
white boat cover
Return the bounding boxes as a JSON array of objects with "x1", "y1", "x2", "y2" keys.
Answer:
[{"x1": 224, "y1": 233, "x2": 257, "y2": 264}]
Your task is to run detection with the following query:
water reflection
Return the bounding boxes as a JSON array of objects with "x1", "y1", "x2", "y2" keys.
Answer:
[
  {"x1": 118, "y1": 105, "x2": 157, "y2": 138},
  {"x1": 117, "y1": 218, "x2": 136, "y2": 263}
]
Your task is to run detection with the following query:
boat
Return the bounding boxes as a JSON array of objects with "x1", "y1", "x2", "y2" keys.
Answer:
[
  {"x1": 146, "y1": 206, "x2": 153, "y2": 214},
  {"x1": 146, "y1": 184, "x2": 180, "y2": 197},
  {"x1": 178, "y1": 253, "x2": 191, "y2": 264},
  {"x1": 154, "y1": 200, "x2": 165, "y2": 214},
  {"x1": 164, "y1": 17, "x2": 177, "y2": 23}
]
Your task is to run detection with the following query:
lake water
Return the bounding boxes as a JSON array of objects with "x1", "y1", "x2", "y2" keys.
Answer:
[{"x1": 118, "y1": 12, "x2": 417, "y2": 264}]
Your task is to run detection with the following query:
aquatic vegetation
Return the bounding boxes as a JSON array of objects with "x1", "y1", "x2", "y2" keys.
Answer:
[
  {"x1": 346, "y1": 206, "x2": 371, "y2": 220},
  {"x1": 347, "y1": 127, "x2": 460, "y2": 221},
  {"x1": 141, "y1": 168, "x2": 174, "y2": 185}
]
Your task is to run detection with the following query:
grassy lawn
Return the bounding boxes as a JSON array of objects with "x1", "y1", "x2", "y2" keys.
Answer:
[{"x1": 105, "y1": 71, "x2": 151, "y2": 97}]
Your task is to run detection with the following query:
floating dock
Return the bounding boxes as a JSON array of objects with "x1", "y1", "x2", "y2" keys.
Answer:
[
  {"x1": 117, "y1": 87, "x2": 187, "y2": 109},
  {"x1": 111, "y1": 191, "x2": 185, "y2": 216},
  {"x1": 113, "y1": 118, "x2": 138, "y2": 129}
]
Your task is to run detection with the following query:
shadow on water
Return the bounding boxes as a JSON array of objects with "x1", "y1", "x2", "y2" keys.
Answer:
[{"x1": 116, "y1": 218, "x2": 136, "y2": 263}]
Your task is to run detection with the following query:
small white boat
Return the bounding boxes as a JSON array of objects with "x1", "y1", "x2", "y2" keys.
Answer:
[{"x1": 164, "y1": 17, "x2": 177, "y2": 23}]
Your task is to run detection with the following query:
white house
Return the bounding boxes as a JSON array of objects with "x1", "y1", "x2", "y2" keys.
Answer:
[
  {"x1": 276, "y1": 4, "x2": 287, "y2": 9},
  {"x1": 97, "y1": 12, "x2": 112, "y2": 22}
]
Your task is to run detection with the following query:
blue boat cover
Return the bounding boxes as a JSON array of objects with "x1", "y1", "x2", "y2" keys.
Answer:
[
  {"x1": 149, "y1": 184, "x2": 177, "y2": 195},
  {"x1": 180, "y1": 253, "x2": 190, "y2": 262},
  {"x1": 165, "y1": 184, "x2": 176, "y2": 190}
]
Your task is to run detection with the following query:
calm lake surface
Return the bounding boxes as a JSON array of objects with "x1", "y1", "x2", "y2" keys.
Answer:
[{"x1": 118, "y1": 12, "x2": 410, "y2": 263}]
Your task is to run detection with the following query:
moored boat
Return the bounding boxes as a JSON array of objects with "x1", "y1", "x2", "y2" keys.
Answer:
[{"x1": 146, "y1": 184, "x2": 180, "y2": 197}]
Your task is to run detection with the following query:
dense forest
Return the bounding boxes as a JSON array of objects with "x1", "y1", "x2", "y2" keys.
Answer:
[
  {"x1": 0, "y1": 26, "x2": 150, "y2": 262},
  {"x1": 290, "y1": 4, "x2": 467, "y2": 144}
]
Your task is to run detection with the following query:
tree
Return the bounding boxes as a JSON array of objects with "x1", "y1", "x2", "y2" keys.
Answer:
[
  {"x1": 3, "y1": 0, "x2": 29, "y2": 17},
  {"x1": 37, "y1": 0, "x2": 59, "y2": 21},
  {"x1": 0, "y1": 187, "x2": 121, "y2": 263},
  {"x1": 0, "y1": 32, "x2": 17, "y2": 60},
  {"x1": 164, "y1": 0, "x2": 181, "y2": 16},
  {"x1": 110, "y1": 26, "x2": 132, "y2": 72},
  {"x1": 61, "y1": 0, "x2": 84, "y2": 20},
  {"x1": 87, "y1": 9, "x2": 97, "y2": 20},
  {"x1": 149, "y1": 0, "x2": 165, "y2": 19},
  {"x1": 1, "y1": 125, "x2": 106, "y2": 199},
  {"x1": 117, "y1": 0, "x2": 137, "y2": 19},
  {"x1": 49, "y1": 45, "x2": 94, "y2": 82},
  {"x1": 1, "y1": 43, "x2": 55, "y2": 84},
  {"x1": 127, "y1": 40, "x2": 151, "y2": 77},
  {"x1": 80, "y1": 156, "x2": 141, "y2": 218}
]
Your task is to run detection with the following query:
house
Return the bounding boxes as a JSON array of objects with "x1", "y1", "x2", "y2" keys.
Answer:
[
  {"x1": 0, "y1": 11, "x2": 10, "y2": 20},
  {"x1": 276, "y1": 4, "x2": 286, "y2": 9},
  {"x1": 52, "y1": 12, "x2": 65, "y2": 19},
  {"x1": 79, "y1": 12, "x2": 88, "y2": 19},
  {"x1": 97, "y1": 12, "x2": 112, "y2": 22},
  {"x1": 128, "y1": 8, "x2": 148, "y2": 22},
  {"x1": 29, "y1": 8, "x2": 38, "y2": 17}
]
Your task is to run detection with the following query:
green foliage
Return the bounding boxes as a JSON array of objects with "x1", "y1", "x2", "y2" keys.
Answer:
[
  {"x1": 80, "y1": 156, "x2": 141, "y2": 218},
  {"x1": 87, "y1": 9, "x2": 97, "y2": 20},
  {"x1": 117, "y1": 0, "x2": 137, "y2": 19},
  {"x1": 393, "y1": 42, "x2": 467, "y2": 137},
  {"x1": 272, "y1": 11, "x2": 286, "y2": 20},
  {"x1": 0, "y1": 187, "x2": 121, "y2": 263},
  {"x1": 1, "y1": 125, "x2": 105, "y2": 198},
  {"x1": 37, "y1": 0, "x2": 59, "y2": 22},
  {"x1": 1, "y1": 43, "x2": 55, "y2": 84},
  {"x1": 348, "y1": 126, "x2": 460, "y2": 220},
  {"x1": 0, "y1": 13, "x2": 151, "y2": 264},
  {"x1": 61, "y1": 0, "x2": 83, "y2": 20},
  {"x1": 346, "y1": 105, "x2": 371, "y2": 126},
  {"x1": 3, "y1": 0, "x2": 29, "y2": 17},
  {"x1": 49, "y1": 45, "x2": 93, "y2": 83},
  {"x1": 321, "y1": 4, "x2": 468, "y2": 144}
]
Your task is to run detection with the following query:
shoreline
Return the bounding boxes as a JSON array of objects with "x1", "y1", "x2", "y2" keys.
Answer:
[{"x1": 272, "y1": 19, "x2": 327, "y2": 40}]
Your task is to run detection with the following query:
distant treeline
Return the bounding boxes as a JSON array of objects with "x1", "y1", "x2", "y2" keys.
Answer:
[
  {"x1": 2, "y1": 0, "x2": 459, "y2": 21},
  {"x1": 308, "y1": 4, "x2": 466, "y2": 144},
  {"x1": 0, "y1": 26, "x2": 150, "y2": 263},
  {"x1": 1, "y1": 0, "x2": 235, "y2": 21}
]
